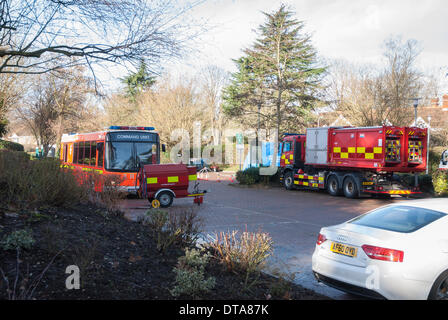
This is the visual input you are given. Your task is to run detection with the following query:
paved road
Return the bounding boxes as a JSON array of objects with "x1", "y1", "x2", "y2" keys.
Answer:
[{"x1": 121, "y1": 174, "x2": 411, "y2": 299}]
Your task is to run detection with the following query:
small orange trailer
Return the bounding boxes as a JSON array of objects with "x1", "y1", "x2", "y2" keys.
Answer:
[{"x1": 137, "y1": 163, "x2": 206, "y2": 208}]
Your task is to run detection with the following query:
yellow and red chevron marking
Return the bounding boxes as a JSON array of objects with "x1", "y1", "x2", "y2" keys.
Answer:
[
  {"x1": 388, "y1": 190, "x2": 412, "y2": 195},
  {"x1": 294, "y1": 180, "x2": 324, "y2": 188},
  {"x1": 294, "y1": 173, "x2": 324, "y2": 188},
  {"x1": 333, "y1": 146, "x2": 382, "y2": 159},
  {"x1": 385, "y1": 129, "x2": 404, "y2": 135}
]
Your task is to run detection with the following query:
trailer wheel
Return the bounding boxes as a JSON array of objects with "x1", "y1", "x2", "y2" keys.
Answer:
[
  {"x1": 157, "y1": 191, "x2": 174, "y2": 208},
  {"x1": 343, "y1": 176, "x2": 359, "y2": 199},
  {"x1": 283, "y1": 171, "x2": 295, "y2": 190},
  {"x1": 327, "y1": 175, "x2": 342, "y2": 196}
]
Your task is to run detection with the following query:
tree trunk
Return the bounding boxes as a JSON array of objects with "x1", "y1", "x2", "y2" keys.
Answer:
[{"x1": 55, "y1": 115, "x2": 64, "y2": 157}]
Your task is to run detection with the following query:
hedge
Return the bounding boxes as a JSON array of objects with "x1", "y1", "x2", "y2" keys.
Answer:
[
  {"x1": 236, "y1": 167, "x2": 261, "y2": 185},
  {"x1": 235, "y1": 167, "x2": 280, "y2": 185},
  {"x1": 0, "y1": 139, "x2": 24, "y2": 152},
  {"x1": 433, "y1": 170, "x2": 448, "y2": 197}
]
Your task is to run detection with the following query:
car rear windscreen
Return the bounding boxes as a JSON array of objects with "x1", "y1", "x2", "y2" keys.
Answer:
[{"x1": 350, "y1": 205, "x2": 446, "y2": 233}]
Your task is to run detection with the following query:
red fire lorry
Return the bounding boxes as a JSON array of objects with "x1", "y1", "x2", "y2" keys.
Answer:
[{"x1": 279, "y1": 126, "x2": 428, "y2": 198}]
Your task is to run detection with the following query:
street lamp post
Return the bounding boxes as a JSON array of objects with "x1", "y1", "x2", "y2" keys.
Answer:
[{"x1": 412, "y1": 98, "x2": 421, "y2": 187}]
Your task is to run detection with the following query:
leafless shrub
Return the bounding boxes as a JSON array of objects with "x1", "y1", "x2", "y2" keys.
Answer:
[
  {"x1": 140, "y1": 208, "x2": 203, "y2": 253},
  {"x1": 0, "y1": 248, "x2": 61, "y2": 300},
  {"x1": 80, "y1": 172, "x2": 126, "y2": 215},
  {"x1": 206, "y1": 228, "x2": 273, "y2": 290},
  {"x1": 263, "y1": 259, "x2": 299, "y2": 300},
  {"x1": 68, "y1": 239, "x2": 99, "y2": 286}
]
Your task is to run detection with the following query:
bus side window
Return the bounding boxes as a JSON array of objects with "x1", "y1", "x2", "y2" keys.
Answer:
[
  {"x1": 63, "y1": 144, "x2": 68, "y2": 162},
  {"x1": 85, "y1": 142, "x2": 91, "y2": 165},
  {"x1": 78, "y1": 142, "x2": 84, "y2": 164},
  {"x1": 74, "y1": 143, "x2": 79, "y2": 164},
  {"x1": 97, "y1": 142, "x2": 104, "y2": 168},
  {"x1": 78, "y1": 142, "x2": 87, "y2": 165},
  {"x1": 91, "y1": 142, "x2": 97, "y2": 166}
]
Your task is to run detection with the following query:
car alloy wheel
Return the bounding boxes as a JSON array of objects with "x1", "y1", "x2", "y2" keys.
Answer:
[{"x1": 436, "y1": 278, "x2": 448, "y2": 300}]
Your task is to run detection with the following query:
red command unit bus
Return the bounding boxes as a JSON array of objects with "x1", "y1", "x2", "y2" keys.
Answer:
[
  {"x1": 279, "y1": 126, "x2": 428, "y2": 198},
  {"x1": 60, "y1": 126, "x2": 162, "y2": 193}
]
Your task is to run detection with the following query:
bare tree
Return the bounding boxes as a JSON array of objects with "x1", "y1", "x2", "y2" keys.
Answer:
[
  {"x1": 0, "y1": 71, "x2": 21, "y2": 136},
  {"x1": 13, "y1": 66, "x2": 94, "y2": 156},
  {"x1": 133, "y1": 75, "x2": 211, "y2": 148},
  {"x1": 102, "y1": 93, "x2": 137, "y2": 127},
  {"x1": 198, "y1": 65, "x2": 228, "y2": 144},
  {"x1": 0, "y1": 0, "x2": 203, "y2": 80},
  {"x1": 328, "y1": 37, "x2": 426, "y2": 127},
  {"x1": 380, "y1": 36, "x2": 423, "y2": 124},
  {"x1": 15, "y1": 77, "x2": 59, "y2": 156},
  {"x1": 50, "y1": 65, "x2": 95, "y2": 154}
]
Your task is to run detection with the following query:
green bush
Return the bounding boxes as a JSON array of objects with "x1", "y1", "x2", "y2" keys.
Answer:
[
  {"x1": 428, "y1": 148, "x2": 445, "y2": 174},
  {"x1": 236, "y1": 167, "x2": 261, "y2": 185},
  {"x1": 0, "y1": 139, "x2": 24, "y2": 152},
  {"x1": 170, "y1": 248, "x2": 215, "y2": 298},
  {"x1": 432, "y1": 170, "x2": 448, "y2": 197},
  {"x1": 1, "y1": 229, "x2": 35, "y2": 251},
  {"x1": 0, "y1": 150, "x2": 84, "y2": 209},
  {"x1": 397, "y1": 173, "x2": 434, "y2": 194}
]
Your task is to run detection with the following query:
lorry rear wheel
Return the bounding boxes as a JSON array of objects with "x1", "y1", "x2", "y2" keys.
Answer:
[
  {"x1": 343, "y1": 177, "x2": 359, "y2": 199},
  {"x1": 327, "y1": 175, "x2": 341, "y2": 196},
  {"x1": 157, "y1": 191, "x2": 174, "y2": 208},
  {"x1": 283, "y1": 171, "x2": 294, "y2": 190}
]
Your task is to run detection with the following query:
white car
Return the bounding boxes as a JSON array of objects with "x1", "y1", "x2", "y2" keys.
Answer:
[{"x1": 312, "y1": 198, "x2": 448, "y2": 300}]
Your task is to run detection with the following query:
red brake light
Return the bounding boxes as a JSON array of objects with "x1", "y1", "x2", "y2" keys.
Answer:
[
  {"x1": 317, "y1": 233, "x2": 327, "y2": 245},
  {"x1": 362, "y1": 245, "x2": 404, "y2": 262}
]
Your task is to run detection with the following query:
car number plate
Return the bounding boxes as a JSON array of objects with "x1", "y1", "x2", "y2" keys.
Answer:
[{"x1": 330, "y1": 242, "x2": 357, "y2": 258}]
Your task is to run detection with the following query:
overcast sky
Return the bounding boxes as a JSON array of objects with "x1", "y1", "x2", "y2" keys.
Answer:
[
  {"x1": 103, "y1": 0, "x2": 448, "y2": 92},
  {"x1": 178, "y1": 0, "x2": 447, "y2": 85}
]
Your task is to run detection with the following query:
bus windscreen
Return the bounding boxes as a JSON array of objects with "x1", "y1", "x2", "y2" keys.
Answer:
[{"x1": 105, "y1": 131, "x2": 159, "y2": 171}]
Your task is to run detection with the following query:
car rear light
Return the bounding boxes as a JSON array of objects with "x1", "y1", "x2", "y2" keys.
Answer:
[
  {"x1": 317, "y1": 233, "x2": 327, "y2": 245},
  {"x1": 362, "y1": 245, "x2": 404, "y2": 262}
]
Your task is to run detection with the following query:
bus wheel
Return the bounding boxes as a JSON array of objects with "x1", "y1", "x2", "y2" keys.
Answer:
[
  {"x1": 327, "y1": 175, "x2": 341, "y2": 196},
  {"x1": 343, "y1": 176, "x2": 359, "y2": 199},
  {"x1": 283, "y1": 171, "x2": 294, "y2": 190},
  {"x1": 157, "y1": 191, "x2": 174, "y2": 208}
]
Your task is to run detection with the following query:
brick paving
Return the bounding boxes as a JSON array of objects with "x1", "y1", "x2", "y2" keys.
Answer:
[{"x1": 120, "y1": 176, "x2": 402, "y2": 299}]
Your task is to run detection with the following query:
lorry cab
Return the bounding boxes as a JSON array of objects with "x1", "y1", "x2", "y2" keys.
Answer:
[{"x1": 280, "y1": 133, "x2": 306, "y2": 189}]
